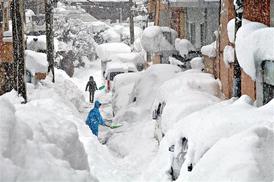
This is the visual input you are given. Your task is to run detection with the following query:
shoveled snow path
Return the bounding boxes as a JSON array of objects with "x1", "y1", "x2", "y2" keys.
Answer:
[{"x1": 71, "y1": 61, "x2": 158, "y2": 181}]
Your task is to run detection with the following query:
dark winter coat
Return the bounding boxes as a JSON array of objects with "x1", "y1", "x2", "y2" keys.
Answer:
[
  {"x1": 86, "y1": 101, "x2": 105, "y2": 136},
  {"x1": 85, "y1": 80, "x2": 97, "y2": 92}
]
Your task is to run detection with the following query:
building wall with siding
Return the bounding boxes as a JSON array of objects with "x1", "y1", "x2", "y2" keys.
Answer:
[
  {"x1": 186, "y1": 6, "x2": 219, "y2": 49},
  {"x1": 214, "y1": 0, "x2": 270, "y2": 100},
  {"x1": 240, "y1": 0, "x2": 270, "y2": 100}
]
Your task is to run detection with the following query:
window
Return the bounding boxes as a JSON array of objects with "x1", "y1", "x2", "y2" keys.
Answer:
[
  {"x1": 109, "y1": 72, "x2": 123, "y2": 81},
  {"x1": 189, "y1": 23, "x2": 195, "y2": 45},
  {"x1": 200, "y1": 23, "x2": 206, "y2": 46}
]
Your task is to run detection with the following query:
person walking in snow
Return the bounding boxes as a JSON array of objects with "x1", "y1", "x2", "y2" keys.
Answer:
[
  {"x1": 85, "y1": 76, "x2": 98, "y2": 103},
  {"x1": 86, "y1": 101, "x2": 106, "y2": 136}
]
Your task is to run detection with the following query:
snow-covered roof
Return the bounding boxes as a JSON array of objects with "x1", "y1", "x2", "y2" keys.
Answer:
[
  {"x1": 54, "y1": 3, "x2": 97, "y2": 23},
  {"x1": 96, "y1": 43, "x2": 131, "y2": 61}
]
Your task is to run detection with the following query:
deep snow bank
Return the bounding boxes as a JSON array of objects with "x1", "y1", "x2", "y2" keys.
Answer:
[{"x1": 0, "y1": 69, "x2": 98, "y2": 181}]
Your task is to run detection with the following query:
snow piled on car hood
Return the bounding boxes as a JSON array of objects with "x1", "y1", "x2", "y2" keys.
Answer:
[
  {"x1": 143, "y1": 96, "x2": 274, "y2": 182},
  {"x1": 153, "y1": 69, "x2": 222, "y2": 134}
]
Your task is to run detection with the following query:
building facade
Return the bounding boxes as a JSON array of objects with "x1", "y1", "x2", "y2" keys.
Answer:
[
  {"x1": 148, "y1": 0, "x2": 219, "y2": 49},
  {"x1": 205, "y1": 0, "x2": 274, "y2": 104}
]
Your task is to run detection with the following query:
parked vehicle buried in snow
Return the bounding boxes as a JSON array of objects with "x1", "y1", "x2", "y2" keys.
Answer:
[
  {"x1": 95, "y1": 42, "x2": 131, "y2": 76},
  {"x1": 144, "y1": 95, "x2": 274, "y2": 182},
  {"x1": 151, "y1": 70, "x2": 221, "y2": 143},
  {"x1": 104, "y1": 61, "x2": 137, "y2": 92},
  {"x1": 111, "y1": 52, "x2": 146, "y2": 71},
  {"x1": 112, "y1": 72, "x2": 141, "y2": 116},
  {"x1": 150, "y1": 70, "x2": 222, "y2": 179}
]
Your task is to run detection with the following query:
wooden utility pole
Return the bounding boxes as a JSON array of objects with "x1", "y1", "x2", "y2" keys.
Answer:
[
  {"x1": 233, "y1": 0, "x2": 243, "y2": 97},
  {"x1": 129, "y1": 0, "x2": 134, "y2": 44},
  {"x1": 12, "y1": 0, "x2": 27, "y2": 102},
  {"x1": 45, "y1": 0, "x2": 55, "y2": 82}
]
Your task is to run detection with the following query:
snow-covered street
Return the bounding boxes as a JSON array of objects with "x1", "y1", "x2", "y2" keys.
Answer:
[
  {"x1": 72, "y1": 60, "x2": 159, "y2": 182},
  {"x1": 1, "y1": 57, "x2": 273, "y2": 181}
]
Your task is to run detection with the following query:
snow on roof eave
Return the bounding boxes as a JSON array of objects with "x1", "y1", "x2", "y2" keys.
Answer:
[{"x1": 168, "y1": 0, "x2": 219, "y2": 8}]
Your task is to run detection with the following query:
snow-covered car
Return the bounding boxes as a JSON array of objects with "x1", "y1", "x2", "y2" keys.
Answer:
[
  {"x1": 104, "y1": 61, "x2": 137, "y2": 92},
  {"x1": 143, "y1": 96, "x2": 274, "y2": 181},
  {"x1": 95, "y1": 42, "x2": 131, "y2": 75},
  {"x1": 112, "y1": 72, "x2": 141, "y2": 116},
  {"x1": 113, "y1": 64, "x2": 181, "y2": 123},
  {"x1": 107, "y1": 64, "x2": 182, "y2": 161},
  {"x1": 112, "y1": 52, "x2": 146, "y2": 71},
  {"x1": 152, "y1": 69, "x2": 221, "y2": 143}
]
